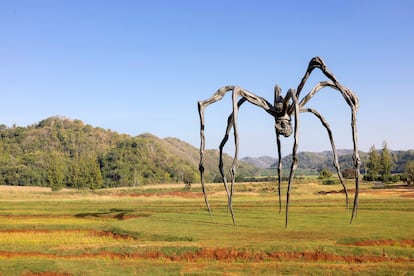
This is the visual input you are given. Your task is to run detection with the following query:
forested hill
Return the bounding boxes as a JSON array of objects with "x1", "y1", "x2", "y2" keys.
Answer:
[{"x1": 0, "y1": 116, "x2": 258, "y2": 189}]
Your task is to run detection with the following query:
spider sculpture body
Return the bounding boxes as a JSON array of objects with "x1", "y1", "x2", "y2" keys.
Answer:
[{"x1": 198, "y1": 57, "x2": 360, "y2": 227}]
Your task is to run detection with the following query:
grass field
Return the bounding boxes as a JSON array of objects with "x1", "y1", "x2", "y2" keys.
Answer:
[{"x1": 0, "y1": 181, "x2": 413, "y2": 275}]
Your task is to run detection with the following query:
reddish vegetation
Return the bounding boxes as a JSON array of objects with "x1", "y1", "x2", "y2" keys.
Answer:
[
  {"x1": 2, "y1": 229, "x2": 412, "y2": 263},
  {"x1": 345, "y1": 239, "x2": 414, "y2": 247},
  {"x1": 355, "y1": 185, "x2": 414, "y2": 198},
  {"x1": 1, "y1": 247, "x2": 412, "y2": 263}
]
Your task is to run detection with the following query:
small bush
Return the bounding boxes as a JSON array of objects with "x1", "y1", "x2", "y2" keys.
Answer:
[
  {"x1": 318, "y1": 169, "x2": 333, "y2": 179},
  {"x1": 342, "y1": 168, "x2": 356, "y2": 179},
  {"x1": 322, "y1": 179, "x2": 336, "y2": 185},
  {"x1": 390, "y1": 175, "x2": 400, "y2": 183}
]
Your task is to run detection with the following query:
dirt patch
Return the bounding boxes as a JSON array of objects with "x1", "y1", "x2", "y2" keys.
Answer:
[
  {"x1": 0, "y1": 185, "x2": 51, "y2": 192},
  {"x1": 0, "y1": 214, "x2": 73, "y2": 220},
  {"x1": 169, "y1": 248, "x2": 413, "y2": 263},
  {"x1": 162, "y1": 191, "x2": 204, "y2": 198},
  {"x1": 115, "y1": 191, "x2": 204, "y2": 198},
  {"x1": 316, "y1": 185, "x2": 414, "y2": 200},
  {"x1": 0, "y1": 229, "x2": 137, "y2": 241},
  {"x1": 0, "y1": 229, "x2": 85, "y2": 234},
  {"x1": 22, "y1": 272, "x2": 70, "y2": 276},
  {"x1": 318, "y1": 189, "x2": 345, "y2": 195},
  {"x1": 0, "y1": 248, "x2": 412, "y2": 263},
  {"x1": 344, "y1": 239, "x2": 414, "y2": 247},
  {"x1": 93, "y1": 230, "x2": 137, "y2": 240},
  {"x1": 74, "y1": 212, "x2": 148, "y2": 220},
  {"x1": 346, "y1": 185, "x2": 414, "y2": 198}
]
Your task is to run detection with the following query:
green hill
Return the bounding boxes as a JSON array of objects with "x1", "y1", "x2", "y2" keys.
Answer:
[{"x1": 0, "y1": 116, "x2": 259, "y2": 189}]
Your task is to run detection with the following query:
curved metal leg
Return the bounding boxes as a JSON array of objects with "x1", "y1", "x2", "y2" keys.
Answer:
[
  {"x1": 198, "y1": 86, "x2": 236, "y2": 218},
  {"x1": 302, "y1": 108, "x2": 349, "y2": 210},
  {"x1": 198, "y1": 102, "x2": 212, "y2": 217},
  {"x1": 275, "y1": 133, "x2": 282, "y2": 213},
  {"x1": 218, "y1": 98, "x2": 247, "y2": 225},
  {"x1": 285, "y1": 89, "x2": 299, "y2": 227},
  {"x1": 199, "y1": 85, "x2": 275, "y2": 225},
  {"x1": 350, "y1": 109, "x2": 360, "y2": 223}
]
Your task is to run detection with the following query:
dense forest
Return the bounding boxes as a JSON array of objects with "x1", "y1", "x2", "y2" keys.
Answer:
[{"x1": 0, "y1": 116, "x2": 258, "y2": 190}]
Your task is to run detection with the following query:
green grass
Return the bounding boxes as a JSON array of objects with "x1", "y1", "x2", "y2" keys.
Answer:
[{"x1": 0, "y1": 181, "x2": 413, "y2": 275}]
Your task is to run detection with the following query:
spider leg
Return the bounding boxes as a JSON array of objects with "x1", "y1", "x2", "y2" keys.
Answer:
[
  {"x1": 198, "y1": 86, "x2": 236, "y2": 218},
  {"x1": 273, "y1": 85, "x2": 283, "y2": 213},
  {"x1": 301, "y1": 107, "x2": 349, "y2": 210},
  {"x1": 290, "y1": 57, "x2": 359, "y2": 114},
  {"x1": 295, "y1": 79, "x2": 360, "y2": 222},
  {"x1": 219, "y1": 112, "x2": 233, "y2": 217},
  {"x1": 275, "y1": 132, "x2": 282, "y2": 213},
  {"x1": 219, "y1": 97, "x2": 247, "y2": 225},
  {"x1": 350, "y1": 109, "x2": 361, "y2": 223},
  {"x1": 228, "y1": 89, "x2": 240, "y2": 225},
  {"x1": 290, "y1": 57, "x2": 360, "y2": 222},
  {"x1": 230, "y1": 87, "x2": 275, "y2": 225},
  {"x1": 199, "y1": 86, "x2": 274, "y2": 225},
  {"x1": 285, "y1": 89, "x2": 299, "y2": 227}
]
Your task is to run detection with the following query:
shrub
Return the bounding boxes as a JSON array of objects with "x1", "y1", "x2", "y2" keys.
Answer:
[{"x1": 318, "y1": 169, "x2": 333, "y2": 179}]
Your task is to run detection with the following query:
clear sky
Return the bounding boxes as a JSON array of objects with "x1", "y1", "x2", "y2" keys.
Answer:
[{"x1": 1, "y1": 0, "x2": 413, "y2": 157}]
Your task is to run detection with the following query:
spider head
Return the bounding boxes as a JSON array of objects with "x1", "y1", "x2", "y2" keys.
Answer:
[{"x1": 275, "y1": 114, "x2": 292, "y2": 137}]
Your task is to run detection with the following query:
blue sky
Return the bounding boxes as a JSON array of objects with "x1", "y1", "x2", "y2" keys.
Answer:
[{"x1": 1, "y1": 0, "x2": 413, "y2": 157}]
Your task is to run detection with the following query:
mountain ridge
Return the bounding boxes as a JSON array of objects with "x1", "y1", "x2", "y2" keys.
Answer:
[{"x1": 241, "y1": 149, "x2": 414, "y2": 174}]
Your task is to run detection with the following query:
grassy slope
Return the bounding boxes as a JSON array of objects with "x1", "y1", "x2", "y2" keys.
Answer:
[{"x1": 0, "y1": 182, "x2": 413, "y2": 275}]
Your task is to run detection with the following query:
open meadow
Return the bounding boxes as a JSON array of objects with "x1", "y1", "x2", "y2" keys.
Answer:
[{"x1": 0, "y1": 181, "x2": 413, "y2": 275}]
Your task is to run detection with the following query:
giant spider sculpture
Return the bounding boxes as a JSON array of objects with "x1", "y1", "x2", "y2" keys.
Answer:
[{"x1": 198, "y1": 57, "x2": 360, "y2": 227}]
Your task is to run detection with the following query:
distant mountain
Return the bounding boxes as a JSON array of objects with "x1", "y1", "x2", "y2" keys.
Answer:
[
  {"x1": 240, "y1": 156, "x2": 276, "y2": 169},
  {"x1": 242, "y1": 149, "x2": 413, "y2": 174},
  {"x1": 275, "y1": 151, "x2": 369, "y2": 172}
]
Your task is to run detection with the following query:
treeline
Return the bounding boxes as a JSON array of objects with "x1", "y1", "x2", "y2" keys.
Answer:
[
  {"x1": 364, "y1": 142, "x2": 414, "y2": 183},
  {"x1": 268, "y1": 149, "x2": 413, "y2": 175},
  {"x1": 0, "y1": 116, "x2": 259, "y2": 190},
  {"x1": 241, "y1": 147, "x2": 414, "y2": 184}
]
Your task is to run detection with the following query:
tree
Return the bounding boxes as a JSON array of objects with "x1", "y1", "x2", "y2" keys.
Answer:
[
  {"x1": 380, "y1": 141, "x2": 393, "y2": 182},
  {"x1": 366, "y1": 145, "x2": 381, "y2": 181},
  {"x1": 405, "y1": 161, "x2": 414, "y2": 185},
  {"x1": 342, "y1": 168, "x2": 356, "y2": 179},
  {"x1": 69, "y1": 154, "x2": 103, "y2": 189},
  {"x1": 46, "y1": 151, "x2": 66, "y2": 191},
  {"x1": 318, "y1": 168, "x2": 333, "y2": 179},
  {"x1": 86, "y1": 155, "x2": 104, "y2": 189}
]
